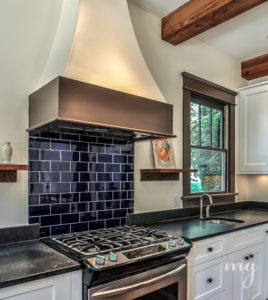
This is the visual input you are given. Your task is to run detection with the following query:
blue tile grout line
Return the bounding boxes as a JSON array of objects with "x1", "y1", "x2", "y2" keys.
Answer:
[{"x1": 28, "y1": 131, "x2": 134, "y2": 237}]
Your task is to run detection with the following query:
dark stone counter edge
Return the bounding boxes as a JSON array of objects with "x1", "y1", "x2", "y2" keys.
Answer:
[
  {"x1": 0, "y1": 224, "x2": 40, "y2": 245},
  {"x1": 189, "y1": 220, "x2": 268, "y2": 242},
  {"x1": 0, "y1": 264, "x2": 82, "y2": 290}
]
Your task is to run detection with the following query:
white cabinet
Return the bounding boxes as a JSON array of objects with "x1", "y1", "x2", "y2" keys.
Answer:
[
  {"x1": 229, "y1": 244, "x2": 264, "y2": 300},
  {"x1": 228, "y1": 226, "x2": 264, "y2": 251},
  {"x1": 188, "y1": 256, "x2": 230, "y2": 300},
  {"x1": 238, "y1": 82, "x2": 268, "y2": 173},
  {"x1": 201, "y1": 292, "x2": 231, "y2": 300},
  {"x1": 188, "y1": 226, "x2": 266, "y2": 300},
  {"x1": 0, "y1": 271, "x2": 82, "y2": 300},
  {"x1": 188, "y1": 236, "x2": 226, "y2": 268},
  {"x1": 264, "y1": 226, "x2": 268, "y2": 299}
]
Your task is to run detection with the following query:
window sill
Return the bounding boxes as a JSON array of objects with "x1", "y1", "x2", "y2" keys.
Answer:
[{"x1": 181, "y1": 193, "x2": 238, "y2": 201}]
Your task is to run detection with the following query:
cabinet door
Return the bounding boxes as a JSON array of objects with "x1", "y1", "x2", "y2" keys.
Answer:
[
  {"x1": 202, "y1": 292, "x2": 231, "y2": 300},
  {"x1": 265, "y1": 229, "x2": 268, "y2": 299},
  {"x1": 0, "y1": 273, "x2": 71, "y2": 300},
  {"x1": 249, "y1": 245, "x2": 264, "y2": 300},
  {"x1": 188, "y1": 256, "x2": 230, "y2": 300},
  {"x1": 239, "y1": 84, "x2": 268, "y2": 173},
  {"x1": 228, "y1": 243, "x2": 264, "y2": 300}
]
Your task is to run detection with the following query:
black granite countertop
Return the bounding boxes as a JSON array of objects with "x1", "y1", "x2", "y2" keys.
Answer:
[
  {"x1": 147, "y1": 209, "x2": 268, "y2": 241},
  {"x1": 0, "y1": 225, "x2": 81, "y2": 289},
  {"x1": 128, "y1": 201, "x2": 268, "y2": 242}
]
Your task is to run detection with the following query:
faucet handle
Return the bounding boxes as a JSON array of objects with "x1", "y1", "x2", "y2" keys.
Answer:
[{"x1": 205, "y1": 205, "x2": 211, "y2": 218}]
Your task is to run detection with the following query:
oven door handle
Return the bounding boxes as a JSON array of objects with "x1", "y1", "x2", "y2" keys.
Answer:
[{"x1": 91, "y1": 263, "x2": 186, "y2": 299}]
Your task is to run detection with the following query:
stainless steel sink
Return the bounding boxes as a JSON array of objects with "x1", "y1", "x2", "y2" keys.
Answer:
[{"x1": 201, "y1": 217, "x2": 244, "y2": 225}]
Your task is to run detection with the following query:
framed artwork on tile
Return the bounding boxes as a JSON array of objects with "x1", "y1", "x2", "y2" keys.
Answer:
[{"x1": 152, "y1": 138, "x2": 176, "y2": 169}]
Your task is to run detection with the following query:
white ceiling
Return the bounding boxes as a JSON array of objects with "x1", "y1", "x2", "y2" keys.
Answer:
[
  {"x1": 128, "y1": 0, "x2": 268, "y2": 61},
  {"x1": 128, "y1": 0, "x2": 188, "y2": 18}
]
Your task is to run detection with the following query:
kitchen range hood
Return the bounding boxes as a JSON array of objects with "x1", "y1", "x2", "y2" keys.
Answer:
[{"x1": 28, "y1": 77, "x2": 174, "y2": 142}]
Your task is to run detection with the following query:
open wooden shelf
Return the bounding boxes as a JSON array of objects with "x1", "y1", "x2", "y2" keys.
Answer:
[
  {"x1": 140, "y1": 168, "x2": 198, "y2": 181},
  {"x1": 0, "y1": 164, "x2": 28, "y2": 182}
]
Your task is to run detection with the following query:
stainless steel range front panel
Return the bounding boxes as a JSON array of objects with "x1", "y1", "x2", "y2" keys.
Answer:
[{"x1": 89, "y1": 260, "x2": 187, "y2": 300}]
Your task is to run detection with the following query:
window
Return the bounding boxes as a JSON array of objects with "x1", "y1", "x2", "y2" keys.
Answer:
[
  {"x1": 190, "y1": 96, "x2": 226, "y2": 194},
  {"x1": 182, "y1": 72, "x2": 236, "y2": 207}
]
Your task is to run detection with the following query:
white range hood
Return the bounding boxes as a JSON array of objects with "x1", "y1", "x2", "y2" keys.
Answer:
[{"x1": 38, "y1": 0, "x2": 166, "y2": 103}]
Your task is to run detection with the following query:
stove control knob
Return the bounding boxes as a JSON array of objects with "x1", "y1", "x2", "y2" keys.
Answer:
[
  {"x1": 177, "y1": 238, "x2": 185, "y2": 245},
  {"x1": 168, "y1": 239, "x2": 176, "y2": 247},
  {"x1": 108, "y1": 252, "x2": 118, "y2": 262},
  {"x1": 95, "y1": 255, "x2": 105, "y2": 265}
]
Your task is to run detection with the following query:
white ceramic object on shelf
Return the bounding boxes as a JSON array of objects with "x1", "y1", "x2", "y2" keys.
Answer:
[{"x1": 0, "y1": 142, "x2": 12, "y2": 164}]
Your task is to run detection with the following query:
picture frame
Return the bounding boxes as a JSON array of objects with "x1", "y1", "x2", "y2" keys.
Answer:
[{"x1": 152, "y1": 138, "x2": 176, "y2": 169}]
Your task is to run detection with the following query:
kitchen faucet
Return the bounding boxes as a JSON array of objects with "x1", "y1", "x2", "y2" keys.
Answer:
[{"x1": 200, "y1": 193, "x2": 213, "y2": 219}]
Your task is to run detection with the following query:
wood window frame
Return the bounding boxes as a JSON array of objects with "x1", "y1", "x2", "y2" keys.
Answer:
[{"x1": 182, "y1": 72, "x2": 237, "y2": 208}]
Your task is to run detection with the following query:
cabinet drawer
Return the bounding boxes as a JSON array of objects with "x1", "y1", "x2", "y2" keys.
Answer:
[
  {"x1": 204, "y1": 292, "x2": 231, "y2": 300},
  {"x1": 0, "y1": 273, "x2": 71, "y2": 300},
  {"x1": 188, "y1": 236, "x2": 226, "y2": 267},
  {"x1": 188, "y1": 257, "x2": 229, "y2": 300},
  {"x1": 229, "y1": 226, "x2": 264, "y2": 251}
]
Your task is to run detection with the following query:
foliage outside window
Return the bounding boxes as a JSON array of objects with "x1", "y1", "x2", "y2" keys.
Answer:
[{"x1": 190, "y1": 97, "x2": 226, "y2": 194}]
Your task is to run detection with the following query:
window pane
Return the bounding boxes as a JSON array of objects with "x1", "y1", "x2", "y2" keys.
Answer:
[
  {"x1": 201, "y1": 106, "x2": 211, "y2": 147},
  {"x1": 191, "y1": 148, "x2": 225, "y2": 193},
  {"x1": 190, "y1": 102, "x2": 200, "y2": 145},
  {"x1": 212, "y1": 109, "x2": 222, "y2": 148}
]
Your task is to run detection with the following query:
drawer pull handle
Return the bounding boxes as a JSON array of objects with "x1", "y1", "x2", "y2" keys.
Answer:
[
  {"x1": 207, "y1": 278, "x2": 213, "y2": 284},
  {"x1": 244, "y1": 256, "x2": 249, "y2": 260},
  {"x1": 207, "y1": 247, "x2": 213, "y2": 252},
  {"x1": 249, "y1": 254, "x2": 254, "y2": 259}
]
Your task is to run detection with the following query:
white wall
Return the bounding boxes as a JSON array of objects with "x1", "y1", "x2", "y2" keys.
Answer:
[
  {"x1": 0, "y1": 0, "x2": 66, "y2": 227},
  {"x1": 249, "y1": 76, "x2": 268, "y2": 85},
  {"x1": 128, "y1": 3, "x2": 247, "y2": 212},
  {"x1": 246, "y1": 175, "x2": 268, "y2": 202}
]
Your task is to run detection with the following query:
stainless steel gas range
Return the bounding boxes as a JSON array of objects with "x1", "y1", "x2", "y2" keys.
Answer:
[{"x1": 44, "y1": 225, "x2": 192, "y2": 300}]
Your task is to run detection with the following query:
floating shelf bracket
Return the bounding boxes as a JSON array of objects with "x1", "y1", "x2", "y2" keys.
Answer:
[
  {"x1": 140, "y1": 169, "x2": 198, "y2": 181},
  {"x1": 0, "y1": 164, "x2": 28, "y2": 182}
]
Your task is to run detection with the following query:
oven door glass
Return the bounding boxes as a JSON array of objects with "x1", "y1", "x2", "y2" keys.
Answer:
[
  {"x1": 134, "y1": 283, "x2": 178, "y2": 300},
  {"x1": 89, "y1": 260, "x2": 187, "y2": 300}
]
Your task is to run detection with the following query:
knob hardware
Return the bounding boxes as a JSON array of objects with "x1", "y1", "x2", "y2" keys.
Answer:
[
  {"x1": 108, "y1": 252, "x2": 118, "y2": 262},
  {"x1": 207, "y1": 278, "x2": 213, "y2": 283},
  {"x1": 177, "y1": 238, "x2": 185, "y2": 245},
  {"x1": 249, "y1": 254, "x2": 254, "y2": 259},
  {"x1": 96, "y1": 254, "x2": 105, "y2": 265},
  {"x1": 244, "y1": 256, "x2": 249, "y2": 260},
  {"x1": 168, "y1": 239, "x2": 176, "y2": 247},
  {"x1": 208, "y1": 247, "x2": 213, "y2": 252}
]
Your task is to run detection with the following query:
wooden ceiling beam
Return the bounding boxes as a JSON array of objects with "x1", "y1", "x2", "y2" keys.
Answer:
[
  {"x1": 241, "y1": 54, "x2": 268, "y2": 80},
  {"x1": 162, "y1": 0, "x2": 267, "y2": 45}
]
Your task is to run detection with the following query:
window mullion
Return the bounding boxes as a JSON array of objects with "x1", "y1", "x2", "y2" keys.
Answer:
[
  {"x1": 190, "y1": 145, "x2": 227, "y2": 152},
  {"x1": 198, "y1": 104, "x2": 201, "y2": 146},
  {"x1": 210, "y1": 107, "x2": 212, "y2": 147}
]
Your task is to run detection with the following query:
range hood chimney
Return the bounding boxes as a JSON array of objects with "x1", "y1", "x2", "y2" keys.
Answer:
[
  {"x1": 28, "y1": 77, "x2": 174, "y2": 142},
  {"x1": 29, "y1": 0, "x2": 174, "y2": 141}
]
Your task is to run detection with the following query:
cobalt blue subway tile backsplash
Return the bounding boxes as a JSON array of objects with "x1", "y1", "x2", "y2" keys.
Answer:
[{"x1": 28, "y1": 131, "x2": 134, "y2": 237}]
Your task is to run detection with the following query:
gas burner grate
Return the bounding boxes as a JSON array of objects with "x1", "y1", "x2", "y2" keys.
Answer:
[{"x1": 52, "y1": 225, "x2": 171, "y2": 256}]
